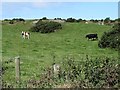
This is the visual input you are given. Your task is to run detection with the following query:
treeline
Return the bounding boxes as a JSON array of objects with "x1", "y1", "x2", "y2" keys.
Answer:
[
  {"x1": 65, "y1": 17, "x2": 120, "y2": 26},
  {"x1": 3, "y1": 17, "x2": 120, "y2": 23},
  {"x1": 41, "y1": 17, "x2": 120, "y2": 24},
  {"x1": 3, "y1": 18, "x2": 25, "y2": 24}
]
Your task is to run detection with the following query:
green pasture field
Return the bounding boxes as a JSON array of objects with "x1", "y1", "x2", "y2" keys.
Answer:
[{"x1": 2, "y1": 21, "x2": 118, "y2": 87}]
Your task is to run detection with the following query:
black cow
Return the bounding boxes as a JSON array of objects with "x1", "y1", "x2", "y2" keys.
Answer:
[{"x1": 85, "y1": 34, "x2": 98, "y2": 40}]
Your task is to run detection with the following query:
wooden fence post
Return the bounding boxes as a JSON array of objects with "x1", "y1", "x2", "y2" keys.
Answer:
[{"x1": 15, "y1": 56, "x2": 20, "y2": 83}]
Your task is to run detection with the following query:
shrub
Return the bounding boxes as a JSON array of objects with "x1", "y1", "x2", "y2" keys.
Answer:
[
  {"x1": 29, "y1": 20, "x2": 62, "y2": 33},
  {"x1": 2, "y1": 56, "x2": 119, "y2": 88},
  {"x1": 84, "y1": 57, "x2": 119, "y2": 88},
  {"x1": 25, "y1": 56, "x2": 119, "y2": 88},
  {"x1": 9, "y1": 20, "x2": 14, "y2": 24},
  {"x1": 98, "y1": 23, "x2": 120, "y2": 50}
]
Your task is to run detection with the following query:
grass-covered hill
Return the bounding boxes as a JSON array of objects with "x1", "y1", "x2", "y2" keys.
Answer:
[{"x1": 2, "y1": 20, "x2": 119, "y2": 88}]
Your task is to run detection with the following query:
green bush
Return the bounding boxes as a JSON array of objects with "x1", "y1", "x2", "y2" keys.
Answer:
[
  {"x1": 84, "y1": 57, "x2": 119, "y2": 88},
  {"x1": 2, "y1": 56, "x2": 119, "y2": 88},
  {"x1": 98, "y1": 23, "x2": 120, "y2": 50},
  {"x1": 24, "y1": 56, "x2": 119, "y2": 88},
  {"x1": 29, "y1": 20, "x2": 62, "y2": 33},
  {"x1": 9, "y1": 20, "x2": 14, "y2": 24}
]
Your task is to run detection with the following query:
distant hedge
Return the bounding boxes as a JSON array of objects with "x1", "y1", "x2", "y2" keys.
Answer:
[
  {"x1": 30, "y1": 20, "x2": 62, "y2": 33},
  {"x1": 8, "y1": 18, "x2": 25, "y2": 24},
  {"x1": 98, "y1": 23, "x2": 120, "y2": 50}
]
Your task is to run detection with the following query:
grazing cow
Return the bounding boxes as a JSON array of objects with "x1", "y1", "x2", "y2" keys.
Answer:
[
  {"x1": 21, "y1": 31, "x2": 30, "y2": 39},
  {"x1": 86, "y1": 34, "x2": 98, "y2": 40}
]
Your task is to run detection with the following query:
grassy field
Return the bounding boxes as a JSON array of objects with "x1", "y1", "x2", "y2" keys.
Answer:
[{"x1": 2, "y1": 21, "x2": 118, "y2": 87}]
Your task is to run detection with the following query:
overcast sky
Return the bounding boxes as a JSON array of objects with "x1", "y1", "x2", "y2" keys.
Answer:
[{"x1": 1, "y1": 1, "x2": 119, "y2": 20}]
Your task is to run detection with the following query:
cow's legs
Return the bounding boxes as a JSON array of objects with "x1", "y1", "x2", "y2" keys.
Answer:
[{"x1": 27, "y1": 35, "x2": 30, "y2": 39}]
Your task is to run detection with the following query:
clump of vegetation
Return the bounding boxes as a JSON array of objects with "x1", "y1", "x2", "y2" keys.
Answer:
[
  {"x1": 98, "y1": 23, "x2": 120, "y2": 50},
  {"x1": 26, "y1": 56, "x2": 119, "y2": 88},
  {"x1": 29, "y1": 20, "x2": 62, "y2": 33},
  {"x1": 9, "y1": 20, "x2": 14, "y2": 24},
  {"x1": 3, "y1": 56, "x2": 117, "y2": 88}
]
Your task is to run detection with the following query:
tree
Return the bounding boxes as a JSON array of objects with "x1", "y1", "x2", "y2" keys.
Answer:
[
  {"x1": 4, "y1": 19, "x2": 10, "y2": 21},
  {"x1": 104, "y1": 17, "x2": 111, "y2": 24},
  {"x1": 11, "y1": 18, "x2": 25, "y2": 22},
  {"x1": 66, "y1": 18, "x2": 76, "y2": 22},
  {"x1": 115, "y1": 18, "x2": 120, "y2": 23},
  {"x1": 19, "y1": 18, "x2": 25, "y2": 22},
  {"x1": 42, "y1": 17, "x2": 48, "y2": 20},
  {"x1": 76, "y1": 18, "x2": 82, "y2": 22}
]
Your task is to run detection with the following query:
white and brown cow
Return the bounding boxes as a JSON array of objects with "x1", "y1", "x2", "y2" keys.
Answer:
[{"x1": 21, "y1": 31, "x2": 30, "y2": 39}]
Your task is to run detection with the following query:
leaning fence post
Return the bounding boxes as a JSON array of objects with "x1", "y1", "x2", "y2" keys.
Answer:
[{"x1": 15, "y1": 56, "x2": 20, "y2": 83}]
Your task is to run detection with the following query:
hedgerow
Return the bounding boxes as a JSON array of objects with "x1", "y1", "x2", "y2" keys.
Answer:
[
  {"x1": 2, "y1": 55, "x2": 119, "y2": 88},
  {"x1": 25, "y1": 56, "x2": 119, "y2": 88}
]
